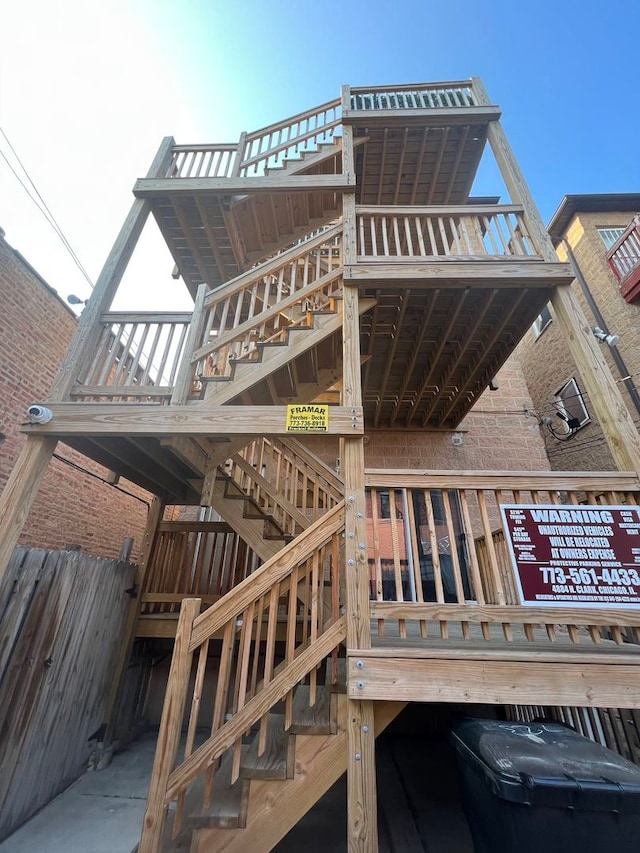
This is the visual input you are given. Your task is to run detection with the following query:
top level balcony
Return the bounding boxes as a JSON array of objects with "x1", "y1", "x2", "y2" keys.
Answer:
[{"x1": 132, "y1": 80, "x2": 504, "y2": 295}]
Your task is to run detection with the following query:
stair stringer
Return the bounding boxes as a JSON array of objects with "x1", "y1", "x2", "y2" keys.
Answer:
[
  {"x1": 208, "y1": 476, "x2": 283, "y2": 562},
  {"x1": 190, "y1": 699, "x2": 406, "y2": 853},
  {"x1": 203, "y1": 297, "x2": 376, "y2": 406}
]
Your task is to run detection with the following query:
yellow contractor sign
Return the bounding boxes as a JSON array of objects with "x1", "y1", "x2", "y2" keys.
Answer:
[{"x1": 285, "y1": 404, "x2": 329, "y2": 433}]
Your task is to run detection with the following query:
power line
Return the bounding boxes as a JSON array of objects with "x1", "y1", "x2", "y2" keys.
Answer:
[
  {"x1": 52, "y1": 452, "x2": 150, "y2": 507},
  {"x1": 0, "y1": 127, "x2": 95, "y2": 290}
]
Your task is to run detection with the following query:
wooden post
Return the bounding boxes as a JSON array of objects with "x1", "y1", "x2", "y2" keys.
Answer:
[
  {"x1": 139, "y1": 597, "x2": 200, "y2": 853},
  {"x1": 171, "y1": 283, "x2": 208, "y2": 405},
  {"x1": 342, "y1": 115, "x2": 378, "y2": 850},
  {"x1": 48, "y1": 137, "x2": 175, "y2": 401},
  {"x1": 471, "y1": 77, "x2": 556, "y2": 263},
  {"x1": 471, "y1": 78, "x2": 640, "y2": 471},
  {"x1": 551, "y1": 283, "x2": 640, "y2": 472},
  {"x1": 103, "y1": 496, "x2": 165, "y2": 744},
  {"x1": 0, "y1": 436, "x2": 57, "y2": 587}
]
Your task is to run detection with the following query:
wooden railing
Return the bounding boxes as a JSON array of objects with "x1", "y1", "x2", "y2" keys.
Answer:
[
  {"x1": 607, "y1": 215, "x2": 640, "y2": 303},
  {"x1": 364, "y1": 471, "x2": 640, "y2": 647},
  {"x1": 356, "y1": 205, "x2": 540, "y2": 260},
  {"x1": 156, "y1": 81, "x2": 485, "y2": 185},
  {"x1": 139, "y1": 504, "x2": 345, "y2": 851},
  {"x1": 238, "y1": 98, "x2": 341, "y2": 177},
  {"x1": 350, "y1": 81, "x2": 476, "y2": 110},
  {"x1": 223, "y1": 437, "x2": 344, "y2": 537},
  {"x1": 189, "y1": 225, "x2": 343, "y2": 387},
  {"x1": 163, "y1": 144, "x2": 239, "y2": 178},
  {"x1": 71, "y1": 312, "x2": 191, "y2": 402},
  {"x1": 141, "y1": 521, "x2": 259, "y2": 615}
]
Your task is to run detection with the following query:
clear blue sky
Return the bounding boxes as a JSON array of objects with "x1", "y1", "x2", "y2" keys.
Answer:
[{"x1": 1, "y1": 0, "x2": 638, "y2": 308}]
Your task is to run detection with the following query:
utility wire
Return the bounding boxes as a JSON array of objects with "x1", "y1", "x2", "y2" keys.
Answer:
[
  {"x1": 0, "y1": 127, "x2": 95, "y2": 290},
  {"x1": 52, "y1": 452, "x2": 150, "y2": 507}
]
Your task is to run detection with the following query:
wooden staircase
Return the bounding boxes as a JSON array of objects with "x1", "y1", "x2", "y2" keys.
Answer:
[
  {"x1": 139, "y1": 99, "x2": 345, "y2": 294},
  {"x1": 139, "y1": 507, "x2": 348, "y2": 851},
  {"x1": 139, "y1": 516, "x2": 405, "y2": 853},
  {"x1": 175, "y1": 222, "x2": 373, "y2": 409},
  {"x1": 138, "y1": 436, "x2": 345, "y2": 635},
  {"x1": 164, "y1": 688, "x2": 404, "y2": 852}
]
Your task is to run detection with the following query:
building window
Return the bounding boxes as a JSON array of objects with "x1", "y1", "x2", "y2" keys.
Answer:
[
  {"x1": 555, "y1": 377, "x2": 590, "y2": 432},
  {"x1": 532, "y1": 304, "x2": 552, "y2": 338},
  {"x1": 598, "y1": 228, "x2": 626, "y2": 251}
]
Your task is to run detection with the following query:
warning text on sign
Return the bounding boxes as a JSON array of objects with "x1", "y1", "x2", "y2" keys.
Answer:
[{"x1": 500, "y1": 504, "x2": 640, "y2": 608}]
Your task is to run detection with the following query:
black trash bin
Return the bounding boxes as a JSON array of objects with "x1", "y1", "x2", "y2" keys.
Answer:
[{"x1": 451, "y1": 718, "x2": 640, "y2": 853}]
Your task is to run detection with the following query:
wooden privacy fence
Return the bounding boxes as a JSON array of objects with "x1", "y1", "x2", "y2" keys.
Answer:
[
  {"x1": 0, "y1": 547, "x2": 137, "y2": 841},
  {"x1": 364, "y1": 470, "x2": 640, "y2": 648}
]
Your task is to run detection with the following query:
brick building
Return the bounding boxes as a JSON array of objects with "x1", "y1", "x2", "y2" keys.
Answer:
[
  {"x1": 0, "y1": 228, "x2": 148, "y2": 558},
  {"x1": 517, "y1": 194, "x2": 640, "y2": 471}
]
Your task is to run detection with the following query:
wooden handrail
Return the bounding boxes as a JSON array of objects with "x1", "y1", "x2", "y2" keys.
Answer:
[
  {"x1": 222, "y1": 436, "x2": 343, "y2": 538},
  {"x1": 190, "y1": 501, "x2": 344, "y2": 647},
  {"x1": 187, "y1": 226, "x2": 343, "y2": 386},
  {"x1": 142, "y1": 520, "x2": 258, "y2": 612},
  {"x1": 350, "y1": 80, "x2": 473, "y2": 95},
  {"x1": 140, "y1": 504, "x2": 346, "y2": 849},
  {"x1": 364, "y1": 470, "x2": 640, "y2": 491},
  {"x1": 243, "y1": 98, "x2": 341, "y2": 143},
  {"x1": 239, "y1": 99, "x2": 341, "y2": 177},
  {"x1": 279, "y1": 436, "x2": 344, "y2": 494},
  {"x1": 202, "y1": 223, "x2": 342, "y2": 309},
  {"x1": 356, "y1": 206, "x2": 539, "y2": 259}
]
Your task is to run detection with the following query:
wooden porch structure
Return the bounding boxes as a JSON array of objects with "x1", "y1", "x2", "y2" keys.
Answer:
[{"x1": 1, "y1": 78, "x2": 640, "y2": 851}]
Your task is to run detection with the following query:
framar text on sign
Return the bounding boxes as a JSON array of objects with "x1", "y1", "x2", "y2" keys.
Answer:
[{"x1": 285, "y1": 404, "x2": 329, "y2": 433}]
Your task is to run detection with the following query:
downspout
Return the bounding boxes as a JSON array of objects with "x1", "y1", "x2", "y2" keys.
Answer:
[{"x1": 561, "y1": 238, "x2": 640, "y2": 420}]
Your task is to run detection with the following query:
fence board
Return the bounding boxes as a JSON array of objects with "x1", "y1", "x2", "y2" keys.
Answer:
[{"x1": 0, "y1": 547, "x2": 137, "y2": 841}]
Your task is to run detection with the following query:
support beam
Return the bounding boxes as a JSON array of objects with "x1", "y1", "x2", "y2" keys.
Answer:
[
  {"x1": 341, "y1": 110, "x2": 378, "y2": 851},
  {"x1": 48, "y1": 137, "x2": 175, "y2": 401},
  {"x1": 551, "y1": 282, "x2": 640, "y2": 472},
  {"x1": 471, "y1": 78, "x2": 556, "y2": 264},
  {"x1": 0, "y1": 436, "x2": 57, "y2": 586},
  {"x1": 134, "y1": 173, "x2": 355, "y2": 197},
  {"x1": 22, "y1": 405, "x2": 364, "y2": 437},
  {"x1": 347, "y1": 655, "x2": 640, "y2": 708},
  {"x1": 344, "y1": 261, "x2": 572, "y2": 286}
]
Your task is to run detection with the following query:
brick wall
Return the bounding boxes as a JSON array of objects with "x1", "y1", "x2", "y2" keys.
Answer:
[
  {"x1": 0, "y1": 230, "x2": 148, "y2": 559},
  {"x1": 302, "y1": 357, "x2": 551, "y2": 473},
  {"x1": 517, "y1": 209, "x2": 640, "y2": 472}
]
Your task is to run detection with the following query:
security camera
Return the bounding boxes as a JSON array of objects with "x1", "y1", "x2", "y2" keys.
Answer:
[
  {"x1": 592, "y1": 326, "x2": 620, "y2": 347},
  {"x1": 27, "y1": 405, "x2": 53, "y2": 424}
]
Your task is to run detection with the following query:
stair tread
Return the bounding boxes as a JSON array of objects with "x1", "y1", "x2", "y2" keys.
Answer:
[
  {"x1": 160, "y1": 746, "x2": 249, "y2": 849},
  {"x1": 289, "y1": 684, "x2": 335, "y2": 735},
  {"x1": 240, "y1": 713, "x2": 295, "y2": 780},
  {"x1": 187, "y1": 746, "x2": 250, "y2": 829}
]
